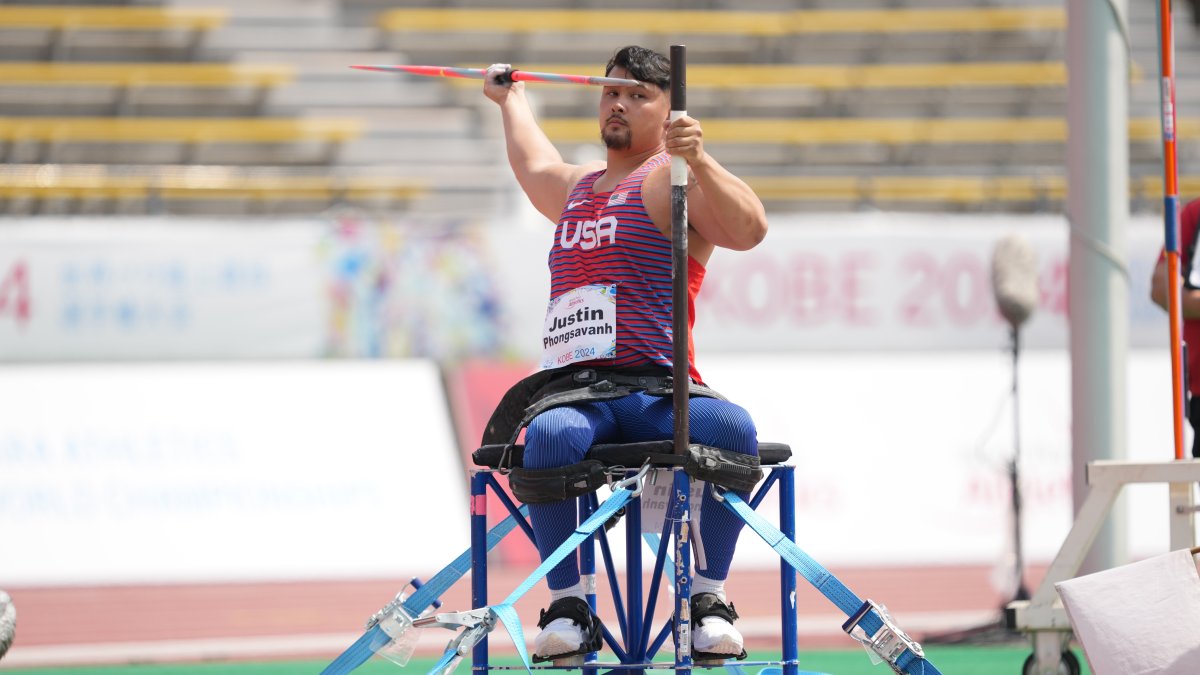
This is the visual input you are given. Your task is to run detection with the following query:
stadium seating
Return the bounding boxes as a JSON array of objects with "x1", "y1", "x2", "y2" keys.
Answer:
[
  {"x1": 0, "y1": 165, "x2": 426, "y2": 216},
  {"x1": 0, "y1": 0, "x2": 1196, "y2": 217},
  {"x1": 0, "y1": 116, "x2": 362, "y2": 163},
  {"x1": 374, "y1": 8, "x2": 1065, "y2": 39},
  {"x1": 440, "y1": 61, "x2": 1074, "y2": 118},
  {"x1": 375, "y1": 7, "x2": 1064, "y2": 64},
  {"x1": 0, "y1": 62, "x2": 294, "y2": 115},
  {"x1": 538, "y1": 115, "x2": 1198, "y2": 153},
  {"x1": 0, "y1": 5, "x2": 227, "y2": 60}
]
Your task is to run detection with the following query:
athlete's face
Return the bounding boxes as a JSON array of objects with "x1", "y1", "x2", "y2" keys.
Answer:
[{"x1": 598, "y1": 66, "x2": 669, "y2": 152}]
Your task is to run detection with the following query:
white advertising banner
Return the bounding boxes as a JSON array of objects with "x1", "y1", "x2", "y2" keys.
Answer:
[
  {"x1": 485, "y1": 213, "x2": 1171, "y2": 357},
  {"x1": 701, "y1": 350, "x2": 1184, "y2": 571},
  {"x1": 697, "y1": 213, "x2": 1167, "y2": 352},
  {"x1": 0, "y1": 219, "x2": 328, "y2": 360},
  {"x1": 0, "y1": 360, "x2": 466, "y2": 585}
]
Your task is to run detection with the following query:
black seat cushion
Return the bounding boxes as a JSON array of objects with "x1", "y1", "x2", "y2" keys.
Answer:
[{"x1": 472, "y1": 440, "x2": 791, "y2": 469}]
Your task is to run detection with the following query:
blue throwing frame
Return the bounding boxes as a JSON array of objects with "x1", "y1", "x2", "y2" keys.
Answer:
[{"x1": 467, "y1": 463, "x2": 800, "y2": 674}]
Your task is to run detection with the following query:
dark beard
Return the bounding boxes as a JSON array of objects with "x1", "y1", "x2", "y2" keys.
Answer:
[{"x1": 601, "y1": 126, "x2": 631, "y2": 150}]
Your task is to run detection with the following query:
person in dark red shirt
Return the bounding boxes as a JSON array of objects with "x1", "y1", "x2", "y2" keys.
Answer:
[{"x1": 1151, "y1": 198, "x2": 1200, "y2": 456}]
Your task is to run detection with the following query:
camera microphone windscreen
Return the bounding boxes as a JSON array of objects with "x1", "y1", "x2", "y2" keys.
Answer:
[{"x1": 991, "y1": 234, "x2": 1039, "y2": 329}]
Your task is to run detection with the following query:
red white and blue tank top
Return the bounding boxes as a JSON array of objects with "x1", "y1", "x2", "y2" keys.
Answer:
[{"x1": 542, "y1": 152, "x2": 705, "y2": 383}]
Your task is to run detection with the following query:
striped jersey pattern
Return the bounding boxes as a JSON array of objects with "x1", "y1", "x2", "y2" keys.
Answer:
[{"x1": 547, "y1": 151, "x2": 706, "y2": 382}]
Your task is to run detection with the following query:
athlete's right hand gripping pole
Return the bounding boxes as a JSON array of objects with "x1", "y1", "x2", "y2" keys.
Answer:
[{"x1": 668, "y1": 43, "x2": 694, "y2": 671}]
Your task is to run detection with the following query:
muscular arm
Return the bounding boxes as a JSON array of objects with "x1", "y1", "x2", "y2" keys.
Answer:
[
  {"x1": 484, "y1": 65, "x2": 601, "y2": 222},
  {"x1": 661, "y1": 115, "x2": 767, "y2": 251},
  {"x1": 1151, "y1": 257, "x2": 1200, "y2": 319}
]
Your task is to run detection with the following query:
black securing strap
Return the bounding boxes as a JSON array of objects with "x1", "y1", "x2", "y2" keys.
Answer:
[
  {"x1": 508, "y1": 460, "x2": 608, "y2": 504},
  {"x1": 532, "y1": 596, "x2": 604, "y2": 663},
  {"x1": 684, "y1": 444, "x2": 763, "y2": 492},
  {"x1": 691, "y1": 592, "x2": 740, "y2": 623}
]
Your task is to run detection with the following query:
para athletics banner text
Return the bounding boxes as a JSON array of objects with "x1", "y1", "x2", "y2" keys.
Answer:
[{"x1": 0, "y1": 220, "x2": 327, "y2": 360}]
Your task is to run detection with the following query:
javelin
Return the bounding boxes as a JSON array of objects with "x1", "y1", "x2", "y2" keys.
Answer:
[
  {"x1": 1156, "y1": 0, "x2": 1186, "y2": 460},
  {"x1": 350, "y1": 64, "x2": 642, "y2": 87}
]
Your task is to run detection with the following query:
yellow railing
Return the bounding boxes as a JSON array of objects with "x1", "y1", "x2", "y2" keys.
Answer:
[
  {"x1": 540, "y1": 117, "x2": 1198, "y2": 145},
  {"x1": 0, "y1": 117, "x2": 363, "y2": 143},
  {"x1": 378, "y1": 7, "x2": 1064, "y2": 36},
  {"x1": 0, "y1": 6, "x2": 227, "y2": 31},
  {"x1": 0, "y1": 62, "x2": 293, "y2": 88}
]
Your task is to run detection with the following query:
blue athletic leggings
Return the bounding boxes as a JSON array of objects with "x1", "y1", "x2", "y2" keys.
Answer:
[{"x1": 522, "y1": 392, "x2": 758, "y2": 590}]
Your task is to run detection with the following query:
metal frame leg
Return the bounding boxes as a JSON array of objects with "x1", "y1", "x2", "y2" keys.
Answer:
[
  {"x1": 778, "y1": 466, "x2": 799, "y2": 675},
  {"x1": 470, "y1": 471, "x2": 489, "y2": 673},
  {"x1": 579, "y1": 493, "x2": 599, "y2": 664},
  {"x1": 671, "y1": 469, "x2": 693, "y2": 672}
]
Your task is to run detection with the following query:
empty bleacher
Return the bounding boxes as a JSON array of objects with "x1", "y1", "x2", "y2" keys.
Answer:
[
  {"x1": 0, "y1": 163, "x2": 426, "y2": 216},
  {"x1": 0, "y1": 5, "x2": 227, "y2": 60},
  {"x1": 0, "y1": 62, "x2": 294, "y2": 115},
  {"x1": 1, "y1": 0, "x2": 1198, "y2": 217},
  {"x1": 371, "y1": 6, "x2": 1065, "y2": 65}
]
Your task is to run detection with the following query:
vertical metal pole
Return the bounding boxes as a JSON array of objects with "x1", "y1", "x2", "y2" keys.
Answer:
[
  {"x1": 1157, "y1": 0, "x2": 1187, "y2": 461},
  {"x1": 668, "y1": 43, "x2": 693, "y2": 674},
  {"x1": 579, "y1": 494, "x2": 600, "y2": 663},
  {"x1": 470, "y1": 471, "x2": 490, "y2": 670},
  {"x1": 1066, "y1": 0, "x2": 1129, "y2": 575},
  {"x1": 671, "y1": 471, "x2": 692, "y2": 670},
  {"x1": 626, "y1": 483, "x2": 644, "y2": 667},
  {"x1": 779, "y1": 467, "x2": 799, "y2": 675},
  {"x1": 1009, "y1": 326, "x2": 1030, "y2": 601},
  {"x1": 669, "y1": 62, "x2": 689, "y2": 449}
]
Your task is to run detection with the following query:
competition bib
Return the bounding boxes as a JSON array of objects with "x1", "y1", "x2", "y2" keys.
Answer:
[{"x1": 540, "y1": 284, "x2": 617, "y2": 370}]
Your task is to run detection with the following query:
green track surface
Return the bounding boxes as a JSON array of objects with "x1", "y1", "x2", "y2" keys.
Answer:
[{"x1": 0, "y1": 647, "x2": 1091, "y2": 675}]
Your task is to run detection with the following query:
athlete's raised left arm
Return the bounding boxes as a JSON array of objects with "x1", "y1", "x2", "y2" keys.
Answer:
[{"x1": 665, "y1": 115, "x2": 767, "y2": 251}]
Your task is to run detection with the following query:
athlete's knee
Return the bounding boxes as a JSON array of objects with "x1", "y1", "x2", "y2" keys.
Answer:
[
  {"x1": 693, "y1": 400, "x2": 758, "y2": 455},
  {"x1": 524, "y1": 408, "x2": 594, "y2": 469},
  {"x1": 724, "y1": 405, "x2": 758, "y2": 452}
]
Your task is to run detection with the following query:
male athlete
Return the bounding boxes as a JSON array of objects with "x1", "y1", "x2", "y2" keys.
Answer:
[{"x1": 483, "y1": 45, "x2": 768, "y2": 663}]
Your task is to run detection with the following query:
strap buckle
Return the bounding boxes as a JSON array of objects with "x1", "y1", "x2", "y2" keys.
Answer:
[
  {"x1": 415, "y1": 608, "x2": 497, "y2": 675},
  {"x1": 364, "y1": 578, "x2": 442, "y2": 667},
  {"x1": 611, "y1": 462, "x2": 652, "y2": 496},
  {"x1": 366, "y1": 577, "x2": 442, "y2": 631},
  {"x1": 841, "y1": 599, "x2": 924, "y2": 673},
  {"x1": 365, "y1": 592, "x2": 415, "y2": 633}
]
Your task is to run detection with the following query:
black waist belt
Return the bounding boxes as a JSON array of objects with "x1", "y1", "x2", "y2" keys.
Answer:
[
  {"x1": 480, "y1": 365, "x2": 726, "y2": 447},
  {"x1": 515, "y1": 369, "x2": 727, "y2": 447}
]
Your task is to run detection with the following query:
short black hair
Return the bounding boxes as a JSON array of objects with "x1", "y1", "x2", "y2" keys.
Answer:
[{"x1": 605, "y1": 45, "x2": 670, "y2": 92}]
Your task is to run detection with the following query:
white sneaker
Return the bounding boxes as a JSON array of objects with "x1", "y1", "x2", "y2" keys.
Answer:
[
  {"x1": 690, "y1": 593, "x2": 746, "y2": 661},
  {"x1": 693, "y1": 615, "x2": 745, "y2": 657},
  {"x1": 532, "y1": 597, "x2": 602, "y2": 664},
  {"x1": 534, "y1": 617, "x2": 586, "y2": 658}
]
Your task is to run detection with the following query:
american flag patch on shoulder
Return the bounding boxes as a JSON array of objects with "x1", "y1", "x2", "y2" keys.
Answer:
[{"x1": 607, "y1": 192, "x2": 628, "y2": 207}]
